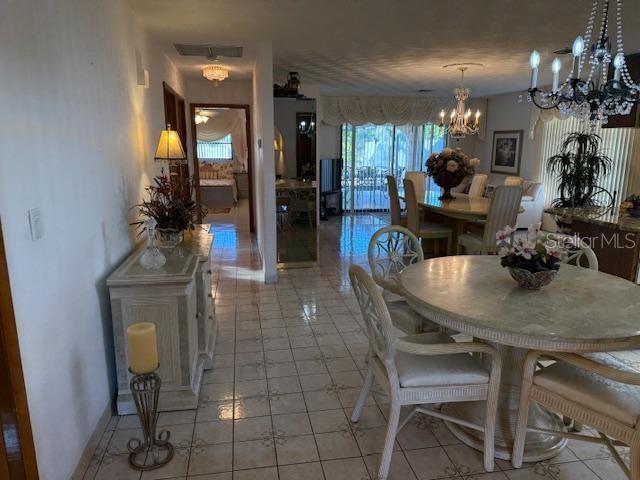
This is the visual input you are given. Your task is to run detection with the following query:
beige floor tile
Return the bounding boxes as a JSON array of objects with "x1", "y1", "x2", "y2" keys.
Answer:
[
  {"x1": 304, "y1": 390, "x2": 342, "y2": 411},
  {"x1": 300, "y1": 374, "x2": 333, "y2": 392},
  {"x1": 583, "y1": 457, "x2": 628, "y2": 480},
  {"x1": 267, "y1": 375, "x2": 301, "y2": 395},
  {"x1": 321, "y1": 457, "x2": 371, "y2": 480},
  {"x1": 275, "y1": 434, "x2": 320, "y2": 465},
  {"x1": 308, "y1": 409, "x2": 349, "y2": 433},
  {"x1": 234, "y1": 397, "x2": 270, "y2": 419},
  {"x1": 363, "y1": 452, "x2": 418, "y2": 480},
  {"x1": 315, "y1": 431, "x2": 361, "y2": 460},
  {"x1": 270, "y1": 392, "x2": 307, "y2": 415},
  {"x1": 141, "y1": 447, "x2": 190, "y2": 480},
  {"x1": 404, "y1": 446, "x2": 456, "y2": 480},
  {"x1": 192, "y1": 421, "x2": 232, "y2": 446},
  {"x1": 273, "y1": 412, "x2": 313, "y2": 436},
  {"x1": 95, "y1": 453, "x2": 142, "y2": 480},
  {"x1": 444, "y1": 444, "x2": 487, "y2": 475},
  {"x1": 233, "y1": 439, "x2": 277, "y2": 470},
  {"x1": 278, "y1": 462, "x2": 325, "y2": 480},
  {"x1": 231, "y1": 466, "x2": 278, "y2": 480},
  {"x1": 234, "y1": 416, "x2": 273, "y2": 442},
  {"x1": 234, "y1": 379, "x2": 268, "y2": 399},
  {"x1": 188, "y1": 444, "x2": 232, "y2": 476},
  {"x1": 354, "y1": 425, "x2": 401, "y2": 455}
]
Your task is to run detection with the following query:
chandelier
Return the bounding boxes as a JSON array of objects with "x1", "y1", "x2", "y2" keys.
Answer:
[
  {"x1": 439, "y1": 66, "x2": 481, "y2": 138},
  {"x1": 528, "y1": 0, "x2": 640, "y2": 128},
  {"x1": 298, "y1": 114, "x2": 316, "y2": 135},
  {"x1": 202, "y1": 64, "x2": 228, "y2": 83},
  {"x1": 194, "y1": 111, "x2": 209, "y2": 125}
]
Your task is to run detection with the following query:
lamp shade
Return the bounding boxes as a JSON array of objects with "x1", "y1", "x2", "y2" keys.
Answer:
[{"x1": 154, "y1": 125, "x2": 186, "y2": 162}]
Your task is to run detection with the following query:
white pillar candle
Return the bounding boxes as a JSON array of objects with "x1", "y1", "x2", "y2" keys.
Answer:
[{"x1": 127, "y1": 322, "x2": 159, "y2": 374}]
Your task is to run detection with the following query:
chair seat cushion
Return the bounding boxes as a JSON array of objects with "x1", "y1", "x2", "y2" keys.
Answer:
[
  {"x1": 534, "y1": 355, "x2": 640, "y2": 427},
  {"x1": 386, "y1": 298, "x2": 439, "y2": 334},
  {"x1": 395, "y1": 347, "x2": 490, "y2": 388}
]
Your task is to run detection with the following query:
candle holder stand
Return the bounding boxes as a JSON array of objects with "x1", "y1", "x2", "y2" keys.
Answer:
[{"x1": 127, "y1": 368, "x2": 174, "y2": 470}]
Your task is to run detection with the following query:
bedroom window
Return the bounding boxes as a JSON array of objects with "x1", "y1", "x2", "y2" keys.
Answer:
[{"x1": 197, "y1": 134, "x2": 233, "y2": 161}]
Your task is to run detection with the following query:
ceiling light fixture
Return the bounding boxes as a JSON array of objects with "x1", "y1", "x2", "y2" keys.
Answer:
[
  {"x1": 439, "y1": 66, "x2": 481, "y2": 139},
  {"x1": 528, "y1": 0, "x2": 640, "y2": 128},
  {"x1": 194, "y1": 111, "x2": 209, "y2": 124},
  {"x1": 202, "y1": 64, "x2": 228, "y2": 84}
]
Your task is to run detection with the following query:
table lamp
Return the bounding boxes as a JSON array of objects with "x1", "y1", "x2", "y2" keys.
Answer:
[{"x1": 154, "y1": 124, "x2": 186, "y2": 163}]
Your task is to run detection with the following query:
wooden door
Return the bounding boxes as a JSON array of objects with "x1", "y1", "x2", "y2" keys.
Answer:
[
  {"x1": 0, "y1": 220, "x2": 39, "y2": 478},
  {"x1": 163, "y1": 82, "x2": 189, "y2": 179}
]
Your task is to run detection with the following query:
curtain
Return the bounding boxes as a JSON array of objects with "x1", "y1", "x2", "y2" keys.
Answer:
[
  {"x1": 322, "y1": 96, "x2": 487, "y2": 140},
  {"x1": 197, "y1": 109, "x2": 248, "y2": 171}
]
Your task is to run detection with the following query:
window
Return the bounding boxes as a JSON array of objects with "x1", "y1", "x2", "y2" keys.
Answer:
[
  {"x1": 340, "y1": 123, "x2": 446, "y2": 212},
  {"x1": 535, "y1": 118, "x2": 640, "y2": 208},
  {"x1": 197, "y1": 134, "x2": 233, "y2": 161}
]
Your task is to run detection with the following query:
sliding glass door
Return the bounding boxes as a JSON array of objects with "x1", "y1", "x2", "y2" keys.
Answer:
[{"x1": 341, "y1": 123, "x2": 446, "y2": 212}]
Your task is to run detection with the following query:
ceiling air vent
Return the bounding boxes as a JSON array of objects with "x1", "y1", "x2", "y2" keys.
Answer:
[{"x1": 174, "y1": 44, "x2": 243, "y2": 60}]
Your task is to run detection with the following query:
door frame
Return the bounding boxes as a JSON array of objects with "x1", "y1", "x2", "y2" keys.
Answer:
[
  {"x1": 0, "y1": 219, "x2": 39, "y2": 479},
  {"x1": 189, "y1": 103, "x2": 255, "y2": 233}
]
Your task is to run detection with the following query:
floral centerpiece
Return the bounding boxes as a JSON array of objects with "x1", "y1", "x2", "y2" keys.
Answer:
[
  {"x1": 623, "y1": 194, "x2": 640, "y2": 218},
  {"x1": 133, "y1": 171, "x2": 207, "y2": 247},
  {"x1": 496, "y1": 224, "x2": 568, "y2": 290},
  {"x1": 425, "y1": 147, "x2": 480, "y2": 200}
]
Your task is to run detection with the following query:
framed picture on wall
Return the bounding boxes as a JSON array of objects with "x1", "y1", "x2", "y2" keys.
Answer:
[{"x1": 491, "y1": 130, "x2": 523, "y2": 175}]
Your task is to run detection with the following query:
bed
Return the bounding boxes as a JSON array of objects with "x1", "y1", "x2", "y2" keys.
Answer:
[{"x1": 199, "y1": 162, "x2": 238, "y2": 210}]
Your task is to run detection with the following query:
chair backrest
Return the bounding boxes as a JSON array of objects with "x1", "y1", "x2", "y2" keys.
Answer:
[
  {"x1": 469, "y1": 174, "x2": 488, "y2": 197},
  {"x1": 368, "y1": 226, "x2": 424, "y2": 296},
  {"x1": 504, "y1": 176, "x2": 523, "y2": 186},
  {"x1": 404, "y1": 171, "x2": 425, "y2": 201},
  {"x1": 402, "y1": 178, "x2": 420, "y2": 235},
  {"x1": 546, "y1": 233, "x2": 599, "y2": 270},
  {"x1": 484, "y1": 185, "x2": 523, "y2": 248},
  {"x1": 387, "y1": 176, "x2": 402, "y2": 225},
  {"x1": 349, "y1": 264, "x2": 397, "y2": 363}
]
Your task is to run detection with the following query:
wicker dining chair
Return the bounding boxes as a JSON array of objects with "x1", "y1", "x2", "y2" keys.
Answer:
[
  {"x1": 457, "y1": 185, "x2": 523, "y2": 254},
  {"x1": 403, "y1": 179, "x2": 452, "y2": 255},
  {"x1": 546, "y1": 233, "x2": 599, "y2": 270},
  {"x1": 469, "y1": 174, "x2": 489, "y2": 197},
  {"x1": 387, "y1": 175, "x2": 407, "y2": 227},
  {"x1": 348, "y1": 264, "x2": 502, "y2": 480},
  {"x1": 512, "y1": 351, "x2": 640, "y2": 479},
  {"x1": 367, "y1": 226, "x2": 440, "y2": 334}
]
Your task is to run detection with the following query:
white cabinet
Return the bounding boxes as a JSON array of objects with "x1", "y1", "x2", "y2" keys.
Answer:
[{"x1": 107, "y1": 226, "x2": 215, "y2": 414}]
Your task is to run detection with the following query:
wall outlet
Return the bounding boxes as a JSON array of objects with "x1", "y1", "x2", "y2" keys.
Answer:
[{"x1": 28, "y1": 208, "x2": 43, "y2": 241}]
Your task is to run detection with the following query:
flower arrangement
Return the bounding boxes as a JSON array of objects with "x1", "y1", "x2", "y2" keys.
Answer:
[
  {"x1": 623, "y1": 194, "x2": 640, "y2": 218},
  {"x1": 425, "y1": 148, "x2": 480, "y2": 199},
  {"x1": 132, "y1": 171, "x2": 207, "y2": 234},
  {"x1": 496, "y1": 224, "x2": 569, "y2": 289}
]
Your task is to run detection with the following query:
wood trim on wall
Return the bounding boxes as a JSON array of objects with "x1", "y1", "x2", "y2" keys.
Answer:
[
  {"x1": 0, "y1": 219, "x2": 39, "y2": 479},
  {"x1": 189, "y1": 103, "x2": 255, "y2": 233}
]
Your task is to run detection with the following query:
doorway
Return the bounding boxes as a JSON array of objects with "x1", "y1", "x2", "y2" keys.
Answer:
[
  {"x1": 190, "y1": 103, "x2": 254, "y2": 232},
  {"x1": 163, "y1": 82, "x2": 189, "y2": 180},
  {"x1": 0, "y1": 219, "x2": 39, "y2": 479}
]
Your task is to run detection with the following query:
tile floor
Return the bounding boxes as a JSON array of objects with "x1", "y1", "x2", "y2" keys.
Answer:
[{"x1": 82, "y1": 202, "x2": 636, "y2": 480}]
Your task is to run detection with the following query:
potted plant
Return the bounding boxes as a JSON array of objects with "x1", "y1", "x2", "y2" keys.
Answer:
[
  {"x1": 425, "y1": 148, "x2": 479, "y2": 200},
  {"x1": 496, "y1": 224, "x2": 569, "y2": 290},
  {"x1": 547, "y1": 132, "x2": 613, "y2": 209},
  {"x1": 133, "y1": 171, "x2": 206, "y2": 247},
  {"x1": 623, "y1": 194, "x2": 640, "y2": 218}
]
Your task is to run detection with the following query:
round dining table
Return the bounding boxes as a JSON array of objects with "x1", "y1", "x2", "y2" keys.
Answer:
[{"x1": 399, "y1": 255, "x2": 640, "y2": 462}]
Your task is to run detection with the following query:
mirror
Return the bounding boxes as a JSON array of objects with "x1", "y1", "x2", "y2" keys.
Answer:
[{"x1": 274, "y1": 97, "x2": 318, "y2": 266}]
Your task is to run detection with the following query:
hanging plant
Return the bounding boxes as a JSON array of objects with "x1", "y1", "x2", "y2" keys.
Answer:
[{"x1": 547, "y1": 132, "x2": 613, "y2": 208}]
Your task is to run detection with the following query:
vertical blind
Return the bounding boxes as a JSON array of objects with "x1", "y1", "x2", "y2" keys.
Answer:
[
  {"x1": 196, "y1": 134, "x2": 233, "y2": 161},
  {"x1": 535, "y1": 118, "x2": 640, "y2": 208}
]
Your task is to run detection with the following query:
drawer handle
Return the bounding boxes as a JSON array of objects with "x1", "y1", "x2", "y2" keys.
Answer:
[
  {"x1": 208, "y1": 293, "x2": 213, "y2": 298},
  {"x1": 196, "y1": 312, "x2": 202, "y2": 318}
]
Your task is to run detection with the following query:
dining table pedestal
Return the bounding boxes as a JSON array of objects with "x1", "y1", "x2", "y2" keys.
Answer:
[{"x1": 442, "y1": 342, "x2": 566, "y2": 461}]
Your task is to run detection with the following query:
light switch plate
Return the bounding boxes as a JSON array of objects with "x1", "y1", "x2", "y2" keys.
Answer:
[{"x1": 28, "y1": 208, "x2": 43, "y2": 241}]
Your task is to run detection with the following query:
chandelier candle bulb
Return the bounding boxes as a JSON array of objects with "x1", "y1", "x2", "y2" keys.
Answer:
[
  {"x1": 614, "y1": 53, "x2": 624, "y2": 83},
  {"x1": 474, "y1": 109, "x2": 480, "y2": 125},
  {"x1": 529, "y1": 50, "x2": 540, "y2": 89},
  {"x1": 551, "y1": 57, "x2": 562, "y2": 92},
  {"x1": 127, "y1": 322, "x2": 159, "y2": 374}
]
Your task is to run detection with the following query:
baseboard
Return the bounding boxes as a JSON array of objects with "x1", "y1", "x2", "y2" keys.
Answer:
[{"x1": 71, "y1": 401, "x2": 113, "y2": 479}]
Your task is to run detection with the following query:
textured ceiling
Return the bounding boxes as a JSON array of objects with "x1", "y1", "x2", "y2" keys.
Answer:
[{"x1": 129, "y1": 0, "x2": 640, "y2": 97}]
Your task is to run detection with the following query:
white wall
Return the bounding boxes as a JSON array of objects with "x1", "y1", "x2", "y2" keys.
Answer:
[
  {"x1": 475, "y1": 92, "x2": 536, "y2": 183},
  {"x1": 251, "y1": 43, "x2": 277, "y2": 282},
  {"x1": 0, "y1": 0, "x2": 184, "y2": 477}
]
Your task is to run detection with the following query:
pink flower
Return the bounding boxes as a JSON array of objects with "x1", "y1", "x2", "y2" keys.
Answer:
[{"x1": 495, "y1": 225, "x2": 516, "y2": 241}]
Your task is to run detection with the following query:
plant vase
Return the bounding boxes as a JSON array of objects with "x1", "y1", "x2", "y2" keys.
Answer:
[
  {"x1": 508, "y1": 266, "x2": 558, "y2": 290},
  {"x1": 156, "y1": 228, "x2": 183, "y2": 249}
]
